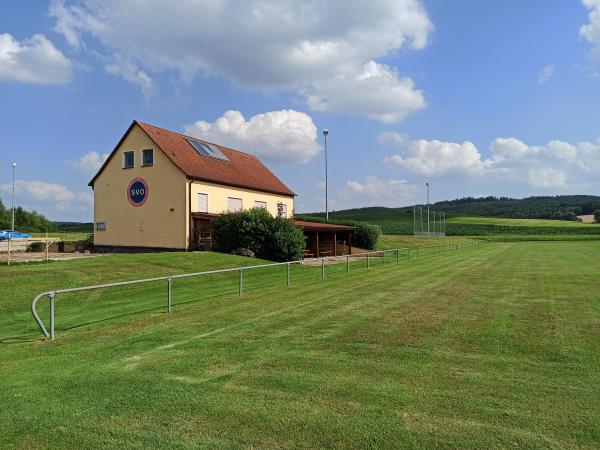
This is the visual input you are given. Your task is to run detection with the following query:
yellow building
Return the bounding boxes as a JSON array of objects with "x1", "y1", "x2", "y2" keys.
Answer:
[{"x1": 90, "y1": 121, "x2": 295, "y2": 250}]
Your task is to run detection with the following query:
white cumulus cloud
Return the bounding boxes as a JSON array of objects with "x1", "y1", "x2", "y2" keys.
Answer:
[
  {"x1": 50, "y1": 0, "x2": 432, "y2": 122},
  {"x1": 382, "y1": 133, "x2": 487, "y2": 176},
  {"x1": 66, "y1": 151, "x2": 110, "y2": 173},
  {"x1": 339, "y1": 176, "x2": 418, "y2": 207},
  {"x1": 0, "y1": 180, "x2": 93, "y2": 219},
  {"x1": 0, "y1": 33, "x2": 73, "y2": 84},
  {"x1": 184, "y1": 110, "x2": 321, "y2": 165},
  {"x1": 381, "y1": 131, "x2": 600, "y2": 192},
  {"x1": 1, "y1": 180, "x2": 75, "y2": 202},
  {"x1": 306, "y1": 61, "x2": 426, "y2": 123},
  {"x1": 581, "y1": 0, "x2": 600, "y2": 57}
]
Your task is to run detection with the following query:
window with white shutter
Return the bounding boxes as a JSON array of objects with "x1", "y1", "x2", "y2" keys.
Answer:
[
  {"x1": 254, "y1": 200, "x2": 267, "y2": 209},
  {"x1": 227, "y1": 197, "x2": 243, "y2": 212},
  {"x1": 197, "y1": 193, "x2": 208, "y2": 213}
]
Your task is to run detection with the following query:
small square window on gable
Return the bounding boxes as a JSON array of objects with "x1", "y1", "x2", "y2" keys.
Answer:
[
  {"x1": 142, "y1": 149, "x2": 154, "y2": 166},
  {"x1": 123, "y1": 151, "x2": 134, "y2": 169}
]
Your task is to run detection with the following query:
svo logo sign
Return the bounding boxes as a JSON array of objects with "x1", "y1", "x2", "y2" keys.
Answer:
[{"x1": 127, "y1": 178, "x2": 149, "y2": 207}]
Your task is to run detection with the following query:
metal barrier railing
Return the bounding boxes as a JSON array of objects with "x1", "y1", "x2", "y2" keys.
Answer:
[{"x1": 31, "y1": 241, "x2": 486, "y2": 340}]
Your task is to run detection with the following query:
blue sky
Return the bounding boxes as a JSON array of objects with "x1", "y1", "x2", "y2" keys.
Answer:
[{"x1": 1, "y1": 0, "x2": 600, "y2": 222}]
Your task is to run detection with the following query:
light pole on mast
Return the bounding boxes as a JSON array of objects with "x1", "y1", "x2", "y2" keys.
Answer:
[
  {"x1": 426, "y1": 182, "x2": 430, "y2": 236},
  {"x1": 11, "y1": 162, "x2": 16, "y2": 231},
  {"x1": 323, "y1": 129, "x2": 329, "y2": 221}
]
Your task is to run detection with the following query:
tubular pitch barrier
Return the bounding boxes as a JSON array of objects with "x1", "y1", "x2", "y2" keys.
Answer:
[{"x1": 31, "y1": 240, "x2": 488, "y2": 340}]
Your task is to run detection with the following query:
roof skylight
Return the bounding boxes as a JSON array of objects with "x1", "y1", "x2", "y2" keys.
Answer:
[{"x1": 187, "y1": 139, "x2": 228, "y2": 161}]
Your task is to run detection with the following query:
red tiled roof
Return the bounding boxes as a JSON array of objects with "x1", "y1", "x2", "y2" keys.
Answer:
[
  {"x1": 293, "y1": 220, "x2": 355, "y2": 231},
  {"x1": 90, "y1": 121, "x2": 295, "y2": 197}
]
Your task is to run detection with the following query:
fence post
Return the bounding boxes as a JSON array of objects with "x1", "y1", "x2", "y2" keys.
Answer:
[
  {"x1": 45, "y1": 232, "x2": 49, "y2": 262},
  {"x1": 239, "y1": 269, "x2": 243, "y2": 296},
  {"x1": 49, "y1": 291, "x2": 55, "y2": 341},
  {"x1": 167, "y1": 277, "x2": 172, "y2": 314},
  {"x1": 7, "y1": 235, "x2": 10, "y2": 266},
  {"x1": 396, "y1": 249, "x2": 399, "y2": 263},
  {"x1": 367, "y1": 252, "x2": 370, "y2": 269},
  {"x1": 346, "y1": 255, "x2": 350, "y2": 274},
  {"x1": 321, "y1": 258, "x2": 325, "y2": 279},
  {"x1": 382, "y1": 250, "x2": 385, "y2": 265},
  {"x1": 287, "y1": 263, "x2": 291, "y2": 287}
]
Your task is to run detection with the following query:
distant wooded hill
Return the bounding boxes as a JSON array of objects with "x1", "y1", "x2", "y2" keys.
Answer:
[{"x1": 306, "y1": 195, "x2": 600, "y2": 222}]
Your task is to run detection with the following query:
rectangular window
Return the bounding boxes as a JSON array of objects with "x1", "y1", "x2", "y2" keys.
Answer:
[
  {"x1": 96, "y1": 222, "x2": 106, "y2": 231},
  {"x1": 227, "y1": 197, "x2": 243, "y2": 212},
  {"x1": 123, "y1": 151, "x2": 134, "y2": 169},
  {"x1": 254, "y1": 200, "x2": 267, "y2": 209},
  {"x1": 142, "y1": 149, "x2": 154, "y2": 166},
  {"x1": 277, "y1": 202, "x2": 288, "y2": 218},
  {"x1": 197, "y1": 193, "x2": 208, "y2": 213}
]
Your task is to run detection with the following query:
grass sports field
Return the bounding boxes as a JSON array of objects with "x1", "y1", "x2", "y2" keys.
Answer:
[
  {"x1": 301, "y1": 210, "x2": 600, "y2": 236},
  {"x1": 1, "y1": 240, "x2": 599, "y2": 448}
]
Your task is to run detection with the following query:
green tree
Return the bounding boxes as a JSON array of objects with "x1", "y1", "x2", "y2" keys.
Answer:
[{"x1": 213, "y1": 208, "x2": 305, "y2": 262}]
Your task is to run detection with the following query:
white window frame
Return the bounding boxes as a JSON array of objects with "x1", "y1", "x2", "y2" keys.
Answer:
[
  {"x1": 123, "y1": 151, "x2": 135, "y2": 169},
  {"x1": 96, "y1": 222, "x2": 106, "y2": 231},
  {"x1": 227, "y1": 197, "x2": 243, "y2": 212},
  {"x1": 254, "y1": 200, "x2": 267, "y2": 209},
  {"x1": 141, "y1": 148, "x2": 154, "y2": 167},
  {"x1": 197, "y1": 193, "x2": 208, "y2": 213}
]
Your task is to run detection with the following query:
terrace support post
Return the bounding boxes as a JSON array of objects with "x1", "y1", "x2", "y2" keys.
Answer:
[
  {"x1": 239, "y1": 269, "x2": 243, "y2": 297},
  {"x1": 287, "y1": 263, "x2": 291, "y2": 287},
  {"x1": 49, "y1": 291, "x2": 55, "y2": 341},
  {"x1": 321, "y1": 258, "x2": 325, "y2": 279},
  {"x1": 346, "y1": 255, "x2": 350, "y2": 274},
  {"x1": 334, "y1": 232, "x2": 337, "y2": 257},
  {"x1": 348, "y1": 231, "x2": 352, "y2": 256},
  {"x1": 167, "y1": 277, "x2": 172, "y2": 315},
  {"x1": 316, "y1": 231, "x2": 320, "y2": 258}
]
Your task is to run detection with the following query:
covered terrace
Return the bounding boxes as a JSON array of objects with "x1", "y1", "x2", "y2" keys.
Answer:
[{"x1": 293, "y1": 221, "x2": 355, "y2": 258}]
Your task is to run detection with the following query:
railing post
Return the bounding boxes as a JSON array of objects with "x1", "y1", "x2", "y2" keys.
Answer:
[
  {"x1": 239, "y1": 268, "x2": 243, "y2": 296},
  {"x1": 49, "y1": 291, "x2": 55, "y2": 341},
  {"x1": 167, "y1": 277, "x2": 172, "y2": 314},
  {"x1": 346, "y1": 255, "x2": 350, "y2": 274},
  {"x1": 321, "y1": 258, "x2": 325, "y2": 279},
  {"x1": 287, "y1": 263, "x2": 291, "y2": 287}
]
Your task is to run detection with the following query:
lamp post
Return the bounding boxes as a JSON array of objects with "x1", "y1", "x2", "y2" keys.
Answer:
[
  {"x1": 11, "y1": 162, "x2": 16, "y2": 231},
  {"x1": 323, "y1": 129, "x2": 329, "y2": 221},
  {"x1": 426, "y1": 182, "x2": 430, "y2": 236}
]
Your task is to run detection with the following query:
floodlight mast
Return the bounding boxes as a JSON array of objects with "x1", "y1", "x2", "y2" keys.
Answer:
[
  {"x1": 11, "y1": 162, "x2": 16, "y2": 231},
  {"x1": 323, "y1": 129, "x2": 329, "y2": 221},
  {"x1": 426, "y1": 182, "x2": 430, "y2": 236}
]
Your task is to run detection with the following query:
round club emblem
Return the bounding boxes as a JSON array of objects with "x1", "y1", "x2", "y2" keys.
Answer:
[{"x1": 127, "y1": 177, "x2": 149, "y2": 207}]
